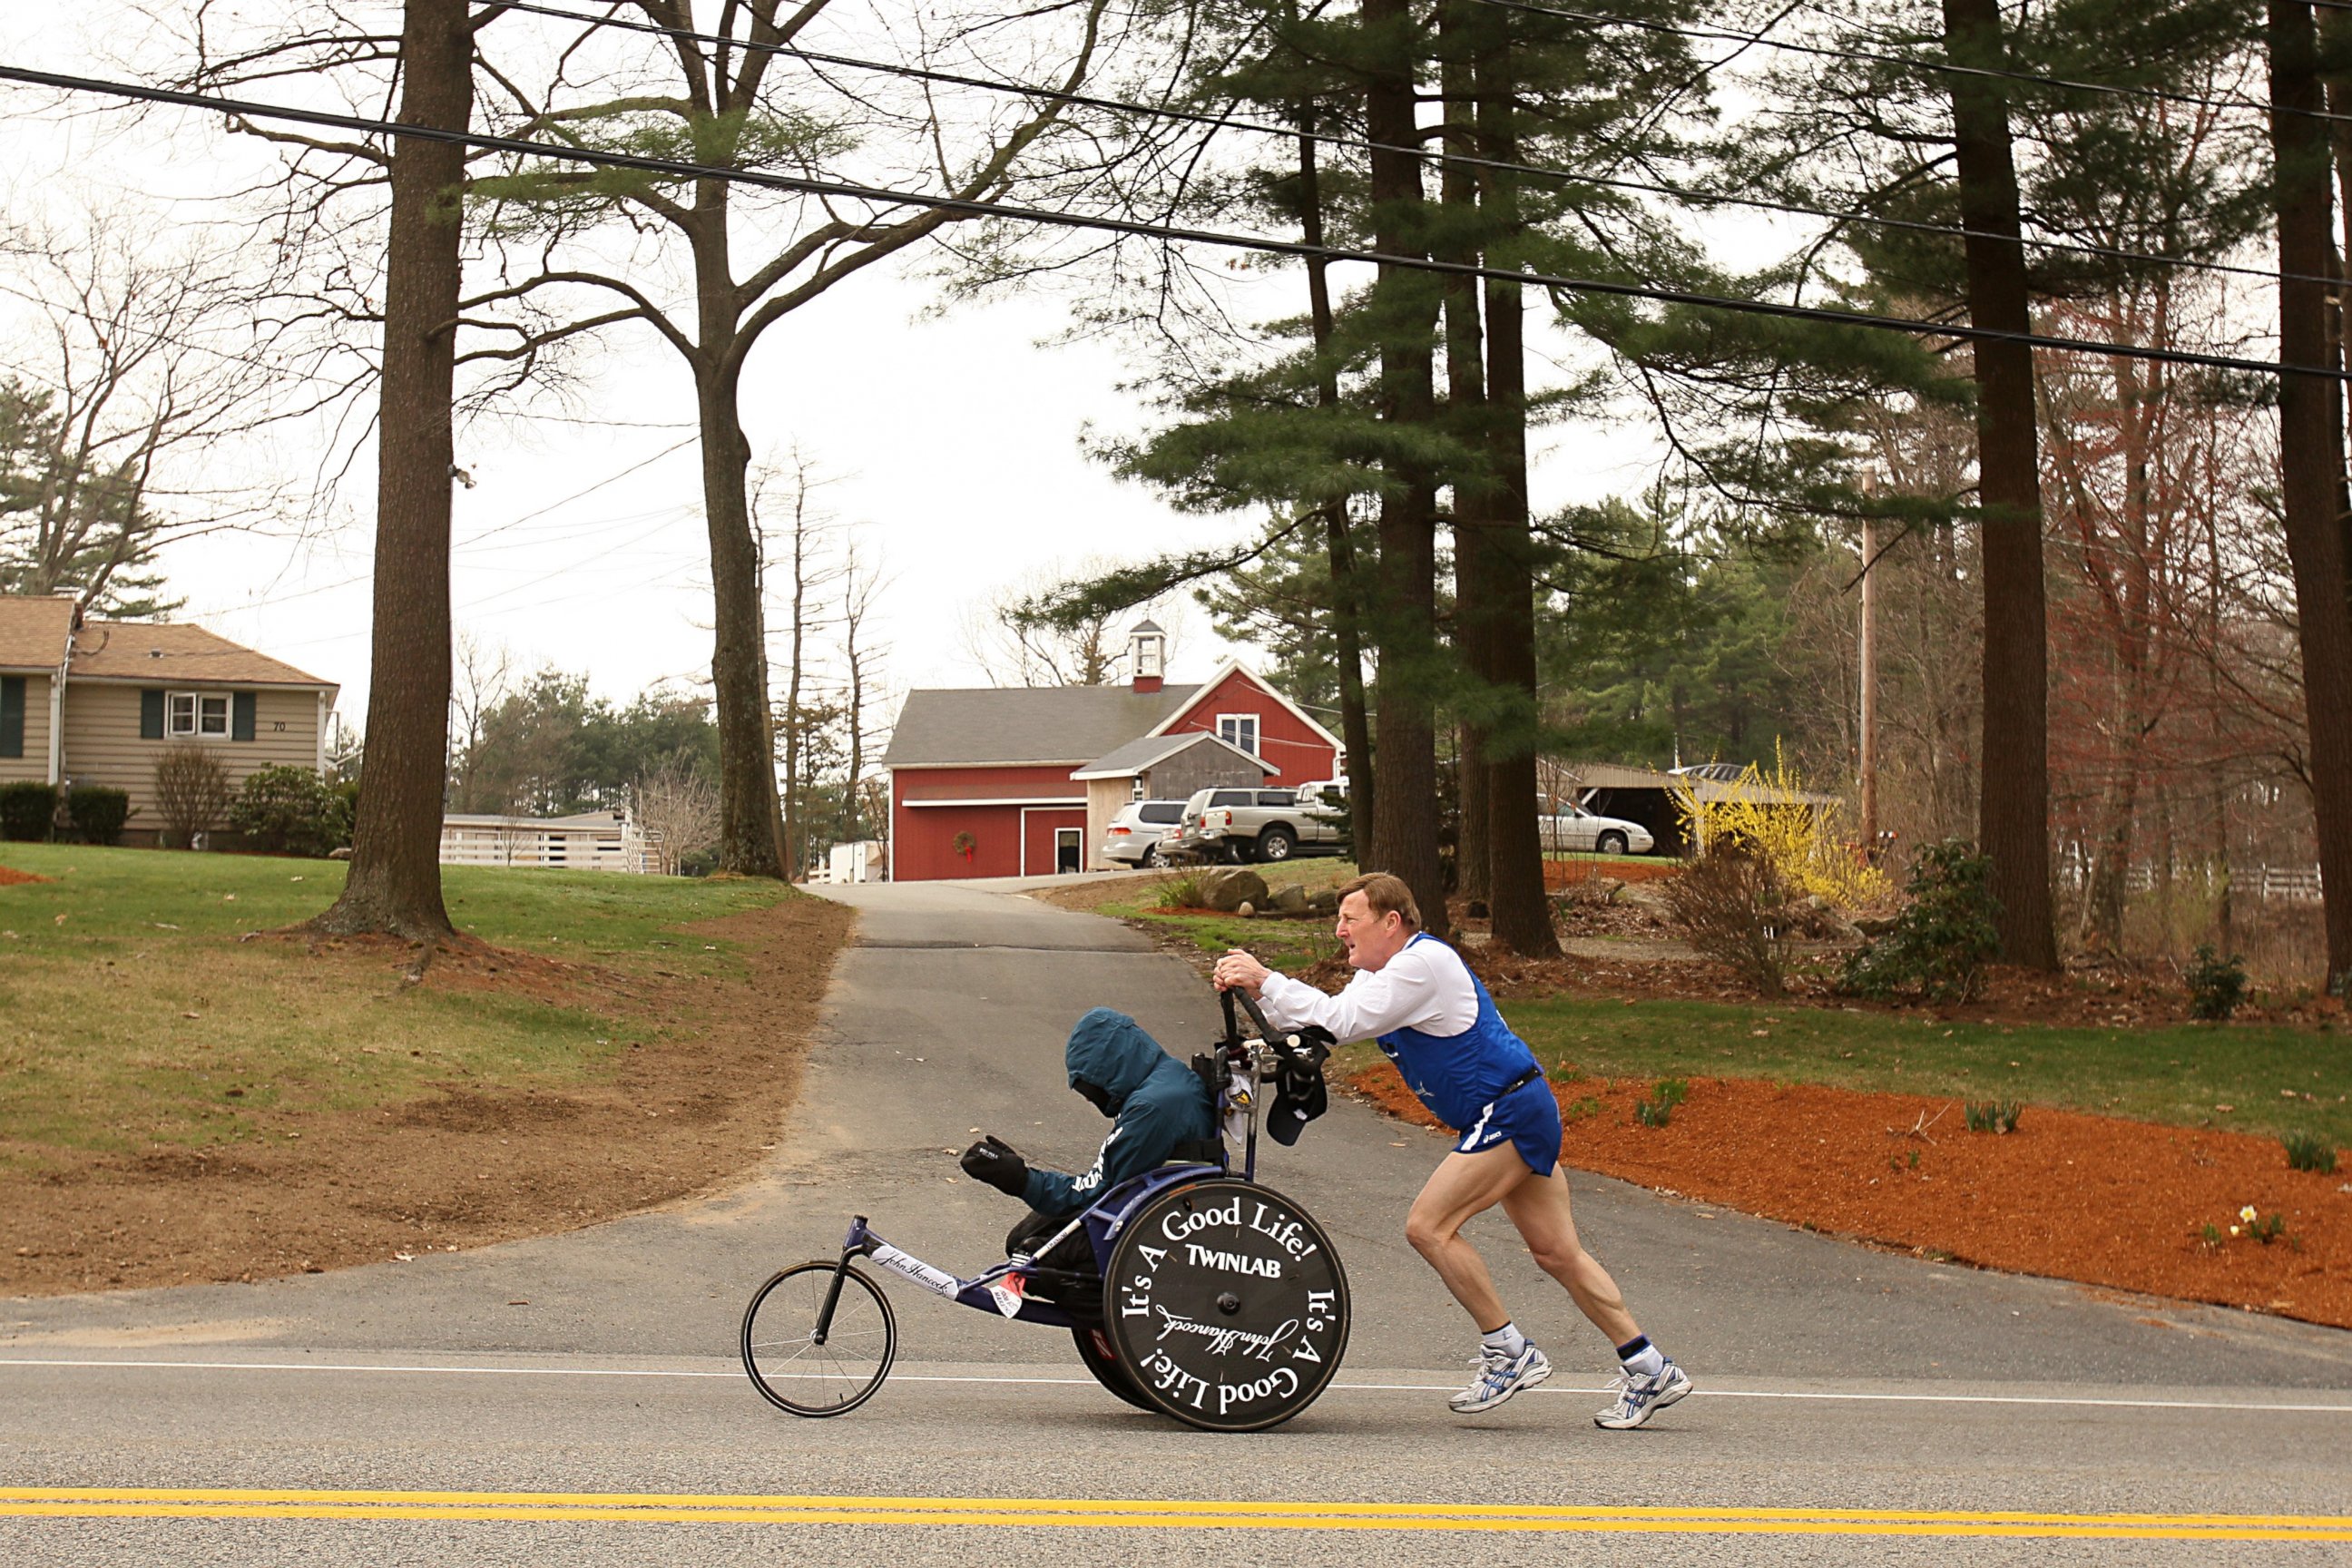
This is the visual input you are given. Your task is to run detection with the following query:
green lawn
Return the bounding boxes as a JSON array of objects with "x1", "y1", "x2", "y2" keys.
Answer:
[
  {"x1": 1341, "y1": 995, "x2": 2352, "y2": 1148},
  {"x1": 1106, "y1": 903, "x2": 1342, "y2": 973},
  {"x1": 0, "y1": 843, "x2": 797, "y2": 1162}
]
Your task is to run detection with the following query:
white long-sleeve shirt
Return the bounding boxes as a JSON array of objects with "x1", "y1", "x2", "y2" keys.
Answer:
[{"x1": 1254, "y1": 938, "x2": 1480, "y2": 1044}]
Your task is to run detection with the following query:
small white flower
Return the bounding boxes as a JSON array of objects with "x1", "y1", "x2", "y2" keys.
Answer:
[
  {"x1": 2239, "y1": 1205, "x2": 2259, "y2": 1224},
  {"x1": 2228, "y1": 1226, "x2": 2240, "y2": 1237}
]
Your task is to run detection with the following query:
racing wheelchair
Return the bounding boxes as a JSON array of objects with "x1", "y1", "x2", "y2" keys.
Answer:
[{"x1": 740, "y1": 990, "x2": 1349, "y2": 1433}]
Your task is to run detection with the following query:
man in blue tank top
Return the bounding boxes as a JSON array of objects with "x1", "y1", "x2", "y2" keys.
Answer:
[{"x1": 1215, "y1": 872, "x2": 1690, "y2": 1427}]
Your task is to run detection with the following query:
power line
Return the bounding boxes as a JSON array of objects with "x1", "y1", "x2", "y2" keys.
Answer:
[
  {"x1": 499, "y1": 0, "x2": 2334, "y2": 292},
  {"x1": 1475, "y1": 0, "x2": 2352, "y2": 128},
  {"x1": 2, "y1": 62, "x2": 2336, "y2": 384}
]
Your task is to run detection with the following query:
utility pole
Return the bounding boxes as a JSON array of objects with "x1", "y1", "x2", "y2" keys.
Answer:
[{"x1": 1858, "y1": 511, "x2": 1880, "y2": 852}]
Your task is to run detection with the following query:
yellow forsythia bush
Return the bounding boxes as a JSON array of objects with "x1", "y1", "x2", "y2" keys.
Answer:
[{"x1": 1670, "y1": 746, "x2": 1890, "y2": 910}]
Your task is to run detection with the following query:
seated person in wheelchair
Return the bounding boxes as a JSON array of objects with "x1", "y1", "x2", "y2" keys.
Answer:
[{"x1": 958, "y1": 1006, "x2": 1217, "y2": 1275}]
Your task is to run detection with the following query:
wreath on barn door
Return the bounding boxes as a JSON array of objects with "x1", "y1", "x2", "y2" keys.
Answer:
[{"x1": 951, "y1": 831, "x2": 976, "y2": 861}]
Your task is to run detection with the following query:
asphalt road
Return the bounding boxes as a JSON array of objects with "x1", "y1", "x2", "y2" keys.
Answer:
[{"x1": 5, "y1": 877, "x2": 2349, "y2": 1563}]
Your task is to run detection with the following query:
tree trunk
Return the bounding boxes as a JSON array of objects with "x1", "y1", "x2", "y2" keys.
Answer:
[
  {"x1": 1943, "y1": 0, "x2": 2056, "y2": 968},
  {"x1": 2270, "y1": 0, "x2": 2352, "y2": 991},
  {"x1": 1475, "y1": 28, "x2": 1558, "y2": 959},
  {"x1": 1363, "y1": 0, "x2": 1447, "y2": 937},
  {"x1": 696, "y1": 356, "x2": 787, "y2": 879},
  {"x1": 309, "y1": 0, "x2": 470, "y2": 942},
  {"x1": 1440, "y1": 10, "x2": 1491, "y2": 906},
  {"x1": 1295, "y1": 123, "x2": 1376, "y2": 841}
]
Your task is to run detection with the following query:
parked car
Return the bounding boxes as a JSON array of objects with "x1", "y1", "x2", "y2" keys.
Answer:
[
  {"x1": 1100, "y1": 799, "x2": 1190, "y2": 867},
  {"x1": 1537, "y1": 799, "x2": 1655, "y2": 856},
  {"x1": 1173, "y1": 785, "x2": 1348, "y2": 865}
]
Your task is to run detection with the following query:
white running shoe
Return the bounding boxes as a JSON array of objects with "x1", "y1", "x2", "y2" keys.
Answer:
[
  {"x1": 1594, "y1": 1359, "x2": 1692, "y2": 1429},
  {"x1": 1448, "y1": 1343, "x2": 1553, "y2": 1414}
]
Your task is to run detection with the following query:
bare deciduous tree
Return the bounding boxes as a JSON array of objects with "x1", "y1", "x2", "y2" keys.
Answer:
[
  {"x1": 447, "y1": 627, "x2": 514, "y2": 803},
  {"x1": 633, "y1": 756, "x2": 720, "y2": 874},
  {"x1": 0, "y1": 208, "x2": 296, "y2": 615},
  {"x1": 456, "y1": 0, "x2": 1130, "y2": 877},
  {"x1": 754, "y1": 455, "x2": 844, "y2": 879}
]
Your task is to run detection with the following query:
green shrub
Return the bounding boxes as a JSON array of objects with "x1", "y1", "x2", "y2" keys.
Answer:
[
  {"x1": 0, "y1": 781, "x2": 56, "y2": 842},
  {"x1": 1838, "y1": 839, "x2": 2003, "y2": 1004},
  {"x1": 1964, "y1": 1100, "x2": 2024, "y2": 1134},
  {"x1": 2282, "y1": 1131, "x2": 2338, "y2": 1174},
  {"x1": 226, "y1": 765, "x2": 352, "y2": 858},
  {"x1": 1634, "y1": 1077, "x2": 1689, "y2": 1129},
  {"x1": 65, "y1": 785, "x2": 131, "y2": 845},
  {"x1": 2184, "y1": 945, "x2": 2249, "y2": 1022},
  {"x1": 1156, "y1": 874, "x2": 1206, "y2": 909}
]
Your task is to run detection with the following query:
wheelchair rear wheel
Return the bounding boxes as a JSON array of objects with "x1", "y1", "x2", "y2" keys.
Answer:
[
  {"x1": 741, "y1": 1260, "x2": 897, "y2": 1416},
  {"x1": 1071, "y1": 1323, "x2": 1158, "y2": 1412},
  {"x1": 1103, "y1": 1178, "x2": 1349, "y2": 1433}
]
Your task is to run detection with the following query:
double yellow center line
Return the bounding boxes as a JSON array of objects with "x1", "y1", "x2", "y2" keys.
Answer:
[{"x1": 4, "y1": 1488, "x2": 2347, "y2": 1539}]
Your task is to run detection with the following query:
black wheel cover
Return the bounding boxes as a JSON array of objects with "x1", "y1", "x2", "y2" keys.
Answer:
[{"x1": 1103, "y1": 1178, "x2": 1349, "y2": 1432}]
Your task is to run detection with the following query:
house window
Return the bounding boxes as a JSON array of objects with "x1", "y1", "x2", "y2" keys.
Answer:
[
  {"x1": 1217, "y1": 713, "x2": 1259, "y2": 755},
  {"x1": 167, "y1": 691, "x2": 230, "y2": 739},
  {"x1": 1131, "y1": 777, "x2": 1147, "y2": 801}
]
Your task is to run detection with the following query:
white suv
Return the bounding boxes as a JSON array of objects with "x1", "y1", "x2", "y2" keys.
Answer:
[{"x1": 1100, "y1": 799, "x2": 1190, "y2": 867}]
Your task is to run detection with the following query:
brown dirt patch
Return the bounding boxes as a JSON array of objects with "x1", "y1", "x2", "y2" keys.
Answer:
[
  {"x1": 0, "y1": 863, "x2": 50, "y2": 887},
  {"x1": 0, "y1": 895, "x2": 853, "y2": 1297},
  {"x1": 1348, "y1": 1066, "x2": 2352, "y2": 1330}
]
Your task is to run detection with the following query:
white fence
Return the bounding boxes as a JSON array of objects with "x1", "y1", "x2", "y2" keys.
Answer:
[
  {"x1": 2098, "y1": 862, "x2": 2326, "y2": 904},
  {"x1": 439, "y1": 810, "x2": 658, "y2": 874}
]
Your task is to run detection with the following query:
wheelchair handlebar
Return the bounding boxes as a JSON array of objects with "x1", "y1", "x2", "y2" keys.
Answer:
[{"x1": 1219, "y1": 985, "x2": 1332, "y2": 1072}]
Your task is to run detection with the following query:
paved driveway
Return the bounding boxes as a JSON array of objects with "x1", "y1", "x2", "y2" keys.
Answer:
[{"x1": 4, "y1": 879, "x2": 2348, "y2": 1563}]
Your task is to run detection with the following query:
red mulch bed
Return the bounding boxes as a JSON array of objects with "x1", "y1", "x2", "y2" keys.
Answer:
[
  {"x1": 1542, "y1": 858, "x2": 1681, "y2": 888},
  {"x1": 0, "y1": 864, "x2": 51, "y2": 887},
  {"x1": 1349, "y1": 1066, "x2": 2352, "y2": 1330}
]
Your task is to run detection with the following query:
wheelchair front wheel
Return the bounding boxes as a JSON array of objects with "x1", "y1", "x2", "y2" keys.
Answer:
[{"x1": 741, "y1": 1260, "x2": 897, "y2": 1416}]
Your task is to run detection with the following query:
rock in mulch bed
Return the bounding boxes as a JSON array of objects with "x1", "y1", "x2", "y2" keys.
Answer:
[{"x1": 1348, "y1": 1066, "x2": 2352, "y2": 1330}]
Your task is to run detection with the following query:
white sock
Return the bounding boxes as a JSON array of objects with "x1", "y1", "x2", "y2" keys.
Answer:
[
  {"x1": 1480, "y1": 1322, "x2": 1527, "y2": 1358},
  {"x1": 1618, "y1": 1338, "x2": 1666, "y2": 1379}
]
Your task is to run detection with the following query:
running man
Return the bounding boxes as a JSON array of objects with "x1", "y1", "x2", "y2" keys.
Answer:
[{"x1": 1212, "y1": 872, "x2": 1690, "y2": 1426}]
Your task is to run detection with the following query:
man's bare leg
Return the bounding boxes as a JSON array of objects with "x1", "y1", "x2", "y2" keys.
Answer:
[
  {"x1": 1402, "y1": 1144, "x2": 1538, "y2": 1330},
  {"x1": 1499, "y1": 1165, "x2": 1642, "y2": 1345}
]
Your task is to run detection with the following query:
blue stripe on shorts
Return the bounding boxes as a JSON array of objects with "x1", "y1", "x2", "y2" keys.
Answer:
[{"x1": 1451, "y1": 1076, "x2": 1562, "y2": 1177}]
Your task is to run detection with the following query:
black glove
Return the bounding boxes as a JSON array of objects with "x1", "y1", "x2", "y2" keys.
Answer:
[{"x1": 959, "y1": 1134, "x2": 1030, "y2": 1198}]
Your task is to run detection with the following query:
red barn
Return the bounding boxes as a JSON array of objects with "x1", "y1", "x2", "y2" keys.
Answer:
[{"x1": 882, "y1": 622, "x2": 1341, "y2": 880}]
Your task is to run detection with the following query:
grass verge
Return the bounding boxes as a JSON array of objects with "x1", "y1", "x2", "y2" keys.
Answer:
[
  {"x1": 1338, "y1": 994, "x2": 2352, "y2": 1146},
  {"x1": 0, "y1": 842, "x2": 794, "y2": 1162}
]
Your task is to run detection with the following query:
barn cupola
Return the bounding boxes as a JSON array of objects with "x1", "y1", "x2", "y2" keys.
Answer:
[{"x1": 1128, "y1": 619, "x2": 1165, "y2": 694}]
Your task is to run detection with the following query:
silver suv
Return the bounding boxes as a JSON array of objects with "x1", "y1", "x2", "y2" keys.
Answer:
[
  {"x1": 1173, "y1": 785, "x2": 1347, "y2": 865},
  {"x1": 1100, "y1": 799, "x2": 1189, "y2": 867}
]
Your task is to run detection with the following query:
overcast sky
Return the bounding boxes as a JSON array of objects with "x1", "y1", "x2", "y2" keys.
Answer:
[{"x1": 2, "y1": 3, "x2": 1687, "y2": 731}]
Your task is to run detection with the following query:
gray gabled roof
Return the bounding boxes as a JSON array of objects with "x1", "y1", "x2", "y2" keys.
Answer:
[
  {"x1": 882, "y1": 683, "x2": 1200, "y2": 768},
  {"x1": 1072, "y1": 728, "x2": 1276, "y2": 780}
]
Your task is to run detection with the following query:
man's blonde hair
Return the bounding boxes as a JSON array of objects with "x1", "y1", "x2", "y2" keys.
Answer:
[{"x1": 1338, "y1": 872, "x2": 1422, "y2": 931}]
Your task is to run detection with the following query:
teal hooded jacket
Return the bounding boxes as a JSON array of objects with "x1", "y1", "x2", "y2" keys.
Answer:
[{"x1": 1022, "y1": 1007, "x2": 1218, "y2": 1217}]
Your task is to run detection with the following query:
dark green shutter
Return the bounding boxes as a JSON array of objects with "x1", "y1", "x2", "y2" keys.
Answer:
[
  {"x1": 0, "y1": 677, "x2": 23, "y2": 760},
  {"x1": 231, "y1": 691, "x2": 257, "y2": 742},
  {"x1": 141, "y1": 689, "x2": 164, "y2": 740}
]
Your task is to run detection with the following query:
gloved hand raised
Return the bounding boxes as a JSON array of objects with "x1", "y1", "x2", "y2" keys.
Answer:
[{"x1": 958, "y1": 1134, "x2": 1030, "y2": 1198}]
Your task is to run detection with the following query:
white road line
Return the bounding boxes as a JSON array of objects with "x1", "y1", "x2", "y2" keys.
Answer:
[{"x1": 1, "y1": 1357, "x2": 2347, "y2": 1414}]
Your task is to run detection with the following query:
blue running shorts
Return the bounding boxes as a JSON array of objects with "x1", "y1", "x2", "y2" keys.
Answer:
[{"x1": 1452, "y1": 1076, "x2": 1562, "y2": 1177}]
